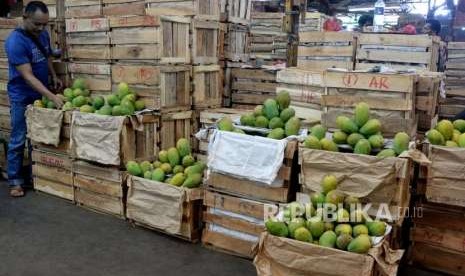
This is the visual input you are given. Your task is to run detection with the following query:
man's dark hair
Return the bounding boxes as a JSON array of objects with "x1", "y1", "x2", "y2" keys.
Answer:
[
  {"x1": 426, "y1": 19, "x2": 441, "y2": 35},
  {"x1": 25, "y1": 1, "x2": 49, "y2": 15},
  {"x1": 358, "y1": 14, "x2": 373, "y2": 27}
]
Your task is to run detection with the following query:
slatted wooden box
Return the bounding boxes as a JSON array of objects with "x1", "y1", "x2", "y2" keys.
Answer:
[
  {"x1": 224, "y1": 23, "x2": 250, "y2": 62},
  {"x1": 415, "y1": 72, "x2": 443, "y2": 132},
  {"x1": 65, "y1": 0, "x2": 103, "y2": 19},
  {"x1": 206, "y1": 140, "x2": 298, "y2": 203},
  {"x1": 109, "y1": 15, "x2": 191, "y2": 65},
  {"x1": 202, "y1": 190, "x2": 268, "y2": 259},
  {"x1": 249, "y1": 12, "x2": 287, "y2": 61},
  {"x1": 355, "y1": 34, "x2": 440, "y2": 71},
  {"x1": 230, "y1": 67, "x2": 278, "y2": 109},
  {"x1": 0, "y1": 106, "x2": 10, "y2": 131},
  {"x1": 276, "y1": 68, "x2": 324, "y2": 123},
  {"x1": 74, "y1": 160, "x2": 126, "y2": 218},
  {"x1": 191, "y1": 20, "x2": 219, "y2": 65},
  {"x1": 322, "y1": 71, "x2": 417, "y2": 138},
  {"x1": 65, "y1": 17, "x2": 111, "y2": 62},
  {"x1": 221, "y1": 0, "x2": 251, "y2": 25},
  {"x1": 192, "y1": 65, "x2": 222, "y2": 109},
  {"x1": 111, "y1": 64, "x2": 191, "y2": 112},
  {"x1": 53, "y1": 61, "x2": 71, "y2": 89},
  {"x1": 298, "y1": 32, "x2": 355, "y2": 71},
  {"x1": 102, "y1": 0, "x2": 146, "y2": 16},
  {"x1": 32, "y1": 149, "x2": 74, "y2": 201},
  {"x1": 409, "y1": 202, "x2": 465, "y2": 276},
  {"x1": 158, "y1": 110, "x2": 192, "y2": 150},
  {"x1": 68, "y1": 62, "x2": 112, "y2": 95},
  {"x1": 127, "y1": 176, "x2": 203, "y2": 242},
  {"x1": 299, "y1": 12, "x2": 327, "y2": 32},
  {"x1": 146, "y1": 0, "x2": 220, "y2": 21},
  {"x1": 31, "y1": 111, "x2": 73, "y2": 156},
  {"x1": 0, "y1": 58, "x2": 9, "y2": 106}
]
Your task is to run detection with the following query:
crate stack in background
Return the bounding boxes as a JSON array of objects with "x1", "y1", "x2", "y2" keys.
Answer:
[
  {"x1": 298, "y1": 12, "x2": 327, "y2": 32},
  {"x1": 355, "y1": 34, "x2": 440, "y2": 71},
  {"x1": 439, "y1": 42, "x2": 465, "y2": 119},
  {"x1": 220, "y1": 0, "x2": 252, "y2": 107}
]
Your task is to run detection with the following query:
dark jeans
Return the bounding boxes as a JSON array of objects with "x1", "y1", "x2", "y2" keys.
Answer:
[{"x1": 7, "y1": 100, "x2": 33, "y2": 187}]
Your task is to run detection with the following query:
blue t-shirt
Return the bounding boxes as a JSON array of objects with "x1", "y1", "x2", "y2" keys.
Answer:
[{"x1": 5, "y1": 29, "x2": 51, "y2": 103}]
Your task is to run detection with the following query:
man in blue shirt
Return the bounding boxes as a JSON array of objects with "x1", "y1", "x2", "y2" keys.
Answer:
[{"x1": 5, "y1": 1, "x2": 63, "y2": 197}]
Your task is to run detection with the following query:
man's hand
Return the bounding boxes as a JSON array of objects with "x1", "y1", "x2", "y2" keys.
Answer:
[
  {"x1": 52, "y1": 76, "x2": 63, "y2": 92},
  {"x1": 51, "y1": 94, "x2": 64, "y2": 109}
]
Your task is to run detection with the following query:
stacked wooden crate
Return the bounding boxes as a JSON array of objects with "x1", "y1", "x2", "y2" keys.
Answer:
[
  {"x1": 298, "y1": 31, "x2": 355, "y2": 71},
  {"x1": 65, "y1": 0, "x2": 103, "y2": 19},
  {"x1": 299, "y1": 12, "x2": 327, "y2": 32},
  {"x1": 439, "y1": 42, "x2": 465, "y2": 119},
  {"x1": 355, "y1": 34, "x2": 440, "y2": 71},
  {"x1": 416, "y1": 72, "x2": 444, "y2": 134},
  {"x1": 408, "y1": 144, "x2": 465, "y2": 275},
  {"x1": 249, "y1": 12, "x2": 287, "y2": 64},
  {"x1": 202, "y1": 131, "x2": 299, "y2": 259}
]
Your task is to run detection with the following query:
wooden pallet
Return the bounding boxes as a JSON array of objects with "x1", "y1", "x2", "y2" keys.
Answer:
[
  {"x1": 65, "y1": 17, "x2": 111, "y2": 61},
  {"x1": 202, "y1": 190, "x2": 268, "y2": 259},
  {"x1": 298, "y1": 32, "x2": 355, "y2": 71},
  {"x1": 109, "y1": 15, "x2": 191, "y2": 65},
  {"x1": 224, "y1": 23, "x2": 250, "y2": 62},
  {"x1": 322, "y1": 71, "x2": 417, "y2": 138},
  {"x1": 65, "y1": 0, "x2": 103, "y2": 19},
  {"x1": 111, "y1": 64, "x2": 191, "y2": 112},
  {"x1": 355, "y1": 34, "x2": 440, "y2": 71},
  {"x1": 206, "y1": 140, "x2": 298, "y2": 203},
  {"x1": 74, "y1": 160, "x2": 126, "y2": 218},
  {"x1": 127, "y1": 176, "x2": 203, "y2": 242},
  {"x1": 191, "y1": 20, "x2": 220, "y2": 65},
  {"x1": 230, "y1": 67, "x2": 278, "y2": 109},
  {"x1": 192, "y1": 65, "x2": 222, "y2": 109},
  {"x1": 146, "y1": 0, "x2": 220, "y2": 21}
]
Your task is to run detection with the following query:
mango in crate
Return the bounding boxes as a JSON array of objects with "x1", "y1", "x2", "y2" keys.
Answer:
[
  {"x1": 393, "y1": 132, "x2": 410, "y2": 154},
  {"x1": 453, "y1": 119, "x2": 465, "y2": 133},
  {"x1": 436, "y1": 120, "x2": 454, "y2": 140},
  {"x1": 263, "y1": 99, "x2": 279, "y2": 120},
  {"x1": 269, "y1": 117, "x2": 284, "y2": 129},
  {"x1": 285, "y1": 117, "x2": 300, "y2": 136},
  {"x1": 72, "y1": 78, "x2": 86, "y2": 90},
  {"x1": 218, "y1": 117, "x2": 234, "y2": 131},
  {"x1": 182, "y1": 173, "x2": 202, "y2": 188},
  {"x1": 303, "y1": 135, "x2": 321, "y2": 150},
  {"x1": 265, "y1": 220, "x2": 288, "y2": 237},
  {"x1": 279, "y1": 107, "x2": 295, "y2": 123},
  {"x1": 267, "y1": 128, "x2": 285, "y2": 140},
  {"x1": 288, "y1": 218, "x2": 306, "y2": 238},
  {"x1": 336, "y1": 233, "x2": 353, "y2": 250},
  {"x1": 126, "y1": 161, "x2": 142, "y2": 176},
  {"x1": 319, "y1": 231, "x2": 337, "y2": 248},
  {"x1": 176, "y1": 138, "x2": 191, "y2": 158},
  {"x1": 359, "y1": 119, "x2": 381, "y2": 137},
  {"x1": 354, "y1": 102, "x2": 370, "y2": 128},
  {"x1": 240, "y1": 114, "x2": 255, "y2": 127},
  {"x1": 310, "y1": 124, "x2": 326, "y2": 140},
  {"x1": 348, "y1": 234, "x2": 371, "y2": 254},
  {"x1": 276, "y1": 91, "x2": 290, "y2": 110},
  {"x1": 336, "y1": 116, "x2": 358, "y2": 134},
  {"x1": 294, "y1": 227, "x2": 313, "y2": 242}
]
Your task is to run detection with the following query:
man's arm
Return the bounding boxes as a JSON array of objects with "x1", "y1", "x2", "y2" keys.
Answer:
[
  {"x1": 48, "y1": 57, "x2": 63, "y2": 91},
  {"x1": 16, "y1": 63, "x2": 63, "y2": 108}
]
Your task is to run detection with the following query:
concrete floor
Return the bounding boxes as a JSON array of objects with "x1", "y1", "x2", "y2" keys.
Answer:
[{"x1": 0, "y1": 182, "x2": 443, "y2": 276}]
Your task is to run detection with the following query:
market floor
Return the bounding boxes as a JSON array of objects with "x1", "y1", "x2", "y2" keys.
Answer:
[{"x1": 0, "y1": 182, "x2": 442, "y2": 276}]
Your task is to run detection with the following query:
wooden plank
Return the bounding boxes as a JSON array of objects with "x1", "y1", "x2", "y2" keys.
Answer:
[
  {"x1": 410, "y1": 242, "x2": 465, "y2": 276},
  {"x1": 68, "y1": 62, "x2": 111, "y2": 75},
  {"x1": 111, "y1": 65, "x2": 160, "y2": 85},
  {"x1": 110, "y1": 27, "x2": 159, "y2": 45},
  {"x1": 65, "y1": 18, "x2": 109, "y2": 33},
  {"x1": 357, "y1": 49, "x2": 431, "y2": 65},
  {"x1": 324, "y1": 71, "x2": 415, "y2": 93},
  {"x1": 67, "y1": 32, "x2": 110, "y2": 45},
  {"x1": 202, "y1": 228, "x2": 256, "y2": 259},
  {"x1": 68, "y1": 46, "x2": 111, "y2": 60},
  {"x1": 297, "y1": 59, "x2": 353, "y2": 71},
  {"x1": 75, "y1": 188, "x2": 124, "y2": 217},
  {"x1": 358, "y1": 33, "x2": 433, "y2": 47},
  {"x1": 298, "y1": 45, "x2": 353, "y2": 57},
  {"x1": 73, "y1": 160, "x2": 123, "y2": 182},
  {"x1": 109, "y1": 15, "x2": 160, "y2": 27},
  {"x1": 203, "y1": 190, "x2": 265, "y2": 219},
  {"x1": 33, "y1": 164, "x2": 72, "y2": 186},
  {"x1": 299, "y1": 31, "x2": 353, "y2": 43},
  {"x1": 203, "y1": 211, "x2": 263, "y2": 236},
  {"x1": 231, "y1": 68, "x2": 276, "y2": 81},
  {"x1": 232, "y1": 82, "x2": 276, "y2": 93},
  {"x1": 102, "y1": 1, "x2": 145, "y2": 16},
  {"x1": 65, "y1": 5, "x2": 102, "y2": 18},
  {"x1": 74, "y1": 174, "x2": 123, "y2": 198},
  {"x1": 34, "y1": 177, "x2": 74, "y2": 201},
  {"x1": 322, "y1": 95, "x2": 412, "y2": 111},
  {"x1": 411, "y1": 226, "x2": 465, "y2": 253}
]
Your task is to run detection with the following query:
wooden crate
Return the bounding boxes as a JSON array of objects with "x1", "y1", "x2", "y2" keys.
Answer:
[
  {"x1": 409, "y1": 202, "x2": 465, "y2": 276},
  {"x1": 0, "y1": 58, "x2": 9, "y2": 106},
  {"x1": 299, "y1": 12, "x2": 327, "y2": 32},
  {"x1": 206, "y1": 140, "x2": 298, "y2": 203},
  {"x1": 298, "y1": 32, "x2": 355, "y2": 71},
  {"x1": 109, "y1": 15, "x2": 191, "y2": 65},
  {"x1": 415, "y1": 72, "x2": 443, "y2": 132},
  {"x1": 0, "y1": 106, "x2": 11, "y2": 131},
  {"x1": 191, "y1": 20, "x2": 219, "y2": 65},
  {"x1": 249, "y1": 12, "x2": 287, "y2": 61},
  {"x1": 32, "y1": 150, "x2": 74, "y2": 201},
  {"x1": 322, "y1": 71, "x2": 417, "y2": 138},
  {"x1": 218, "y1": 23, "x2": 227, "y2": 60},
  {"x1": 158, "y1": 110, "x2": 192, "y2": 150},
  {"x1": 221, "y1": 0, "x2": 251, "y2": 25},
  {"x1": 192, "y1": 65, "x2": 222, "y2": 109},
  {"x1": 146, "y1": 0, "x2": 220, "y2": 21},
  {"x1": 74, "y1": 160, "x2": 126, "y2": 218},
  {"x1": 202, "y1": 190, "x2": 268, "y2": 259},
  {"x1": 224, "y1": 23, "x2": 250, "y2": 62},
  {"x1": 230, "y1": 67, "x2": 278, "y2": 109},
  {"x1": 425, "y1": 145, "x2": 465, "y2": 207},
  {"x1": 102, "y1": 0, "x2": 145, "y2": 16},
  {"x1": 65, "y1": 17, "x2": 111, "y2": 61},
  {"x1": 276, "y1": 68, "x2": 323, "y2": 123},
  {"x1": 68, "y1": 62, "x2": 112, "y2": 94},
  {"x1": 127, "y1": 176, "x2": 203, "y2": 242},
  {"x1": 53, "y1": 61, "x2": 71, "y2": 90},
  {"x1": 299, "y1": 147, "x2": 412, "y2": 226},
  {"x1": 355, "y1": 34, "x2": 440, "y2": 71},
  {"x1": 111, "y1": 64, "x2": 191, "y2": 112},
  {"x1": 31, "y1": 111, "x2": 73, "y2": 156},
  {"x1": 65, "y1": 0, "x2": 103, "y2": 19}
]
